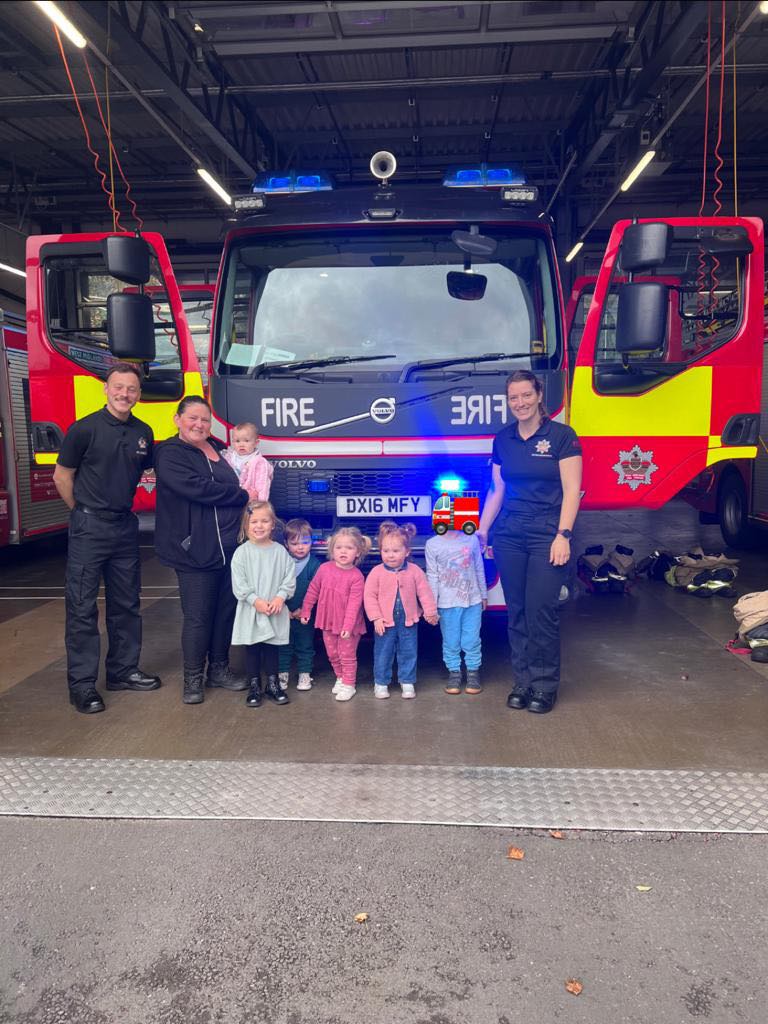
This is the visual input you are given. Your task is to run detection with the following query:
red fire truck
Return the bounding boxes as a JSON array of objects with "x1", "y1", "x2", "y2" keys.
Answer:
[
  {"x1": 16, "y1": 160, "x2": 766, "y2": 590},
  {"x1": 0, "y1": 262, "x2": 208, "y2": 545},
  {"x1": 432, "y1": 488, "x2": 480, "y2": 535}
]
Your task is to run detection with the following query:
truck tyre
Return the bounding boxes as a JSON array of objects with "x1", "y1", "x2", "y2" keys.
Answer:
[
  {"x1": 435, "y1": 523, "x2": 448, "y2": 535},
  {"x1": 717, "y1": 473, "x2": 756, "y2": 549},
  {"x1": 462, "y1": 521, "x2": 476, "y2": 535}
]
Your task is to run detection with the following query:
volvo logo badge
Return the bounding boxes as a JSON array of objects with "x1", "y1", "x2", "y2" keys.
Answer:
[{"x1": 370, "y1": 397, "x2": 396, "y2": 425}]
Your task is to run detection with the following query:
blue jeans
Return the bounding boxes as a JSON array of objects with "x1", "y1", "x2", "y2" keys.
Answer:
[
  {"x1": 373, "y1": 598, "x2": 418, "y2": 685},
  {"x1": 438, "y1": 603, "x2": 482, "y2": 672}
]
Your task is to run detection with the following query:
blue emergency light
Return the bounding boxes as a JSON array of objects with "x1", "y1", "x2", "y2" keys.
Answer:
[
  {"x1": 443, "y1": 164, "x2": 526, "y2": 188},
  {"x1": 306, "y1": 479, "x2": 331, "y2": 493},
  {"x1": 436, "y1": 476, "x2": 465, "y2": 493},
  {"x1": 251, "y1": 170, "x2": 333, "y2": 194}
]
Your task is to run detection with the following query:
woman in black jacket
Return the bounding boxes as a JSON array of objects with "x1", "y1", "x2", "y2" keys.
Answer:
[{"x1": 155, "y1": 396, "x2": 251, "y2": 704}]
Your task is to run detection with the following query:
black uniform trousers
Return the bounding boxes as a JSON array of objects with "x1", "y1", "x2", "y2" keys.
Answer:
[
  {"x1": 65, "y1": 507, "x2": 142, "y2": 694},
  {"x1": 175, "y1": 548, "x2": 237, "y2": 670},
  {"x1": 492, "y1": 508, "x2": 567, "y2": 696}
]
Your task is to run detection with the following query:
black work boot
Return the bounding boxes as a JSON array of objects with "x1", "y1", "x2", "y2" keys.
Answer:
[
  {"x1": 245, "y1": 677, "x2": 262, "y2": 707},
  {"x1": 205, "y1": 660, "x2": 248, "y2": 691},
  {"x1": 264, "y1": 674, "x2": 290, "y2": 705},
  {"x1": 182, "y1": 667, "x2": 205, "y2": 705}
]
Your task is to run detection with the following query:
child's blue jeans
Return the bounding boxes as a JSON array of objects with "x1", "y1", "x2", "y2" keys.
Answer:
[
  {"x1": 438, "y1": 603, "x2": 482, "y2": 672},
  {"x1": 373, "y1": 597, "x2": 418, "y2": 685}
]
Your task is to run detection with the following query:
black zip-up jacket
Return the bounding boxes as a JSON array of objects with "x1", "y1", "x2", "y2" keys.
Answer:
[{"x1": 154, "y1": 435, "x2": 249, "y2": 571}]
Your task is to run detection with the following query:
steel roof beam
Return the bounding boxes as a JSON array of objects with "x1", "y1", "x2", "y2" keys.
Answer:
[
  {"x1": 183, "y1": 1, "x2": 497, "y2": 15},
  {"x1": 71, "y1": 1, "x2": 262, "y2": 178},
  {"x1": 211, "y1": 23, "x2": 625, "y2": 56}
]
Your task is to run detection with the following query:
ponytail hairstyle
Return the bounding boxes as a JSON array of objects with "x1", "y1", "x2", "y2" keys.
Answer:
[
  {"x1": 505, "y1": 369, "x2": 548, "y2": 422},
  {"x1": 326, "y1": 525, "x2": 372, "y2": 565},
  {"x1": 377, "y1": 520, "x2": 417, "y2": 553}
]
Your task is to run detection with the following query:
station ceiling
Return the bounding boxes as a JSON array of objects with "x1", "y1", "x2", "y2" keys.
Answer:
[{"x1": 0, "y1": 1, "x2": 766, "y2": 246}]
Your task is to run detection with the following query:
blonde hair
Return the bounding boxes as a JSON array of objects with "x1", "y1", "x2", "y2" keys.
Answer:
[
  {"x1": 327, "y1": 526, "x2": 372, "y2": 565},
  {"x1": 238, "y1": 500, "x2": 278, "y2": 543},
  {"x1": 377, "y1": 520, "x2": 417, "y2": 552}
]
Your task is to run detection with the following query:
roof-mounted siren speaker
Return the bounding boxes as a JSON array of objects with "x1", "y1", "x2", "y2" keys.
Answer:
[{"x1": 370, "y1": 151, "x2": 397, "y2": 184}]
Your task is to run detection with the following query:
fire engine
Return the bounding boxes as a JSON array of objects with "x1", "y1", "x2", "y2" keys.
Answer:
[
  {"x1": 18, "y1": 155, "x2": 766, "y2": 606},
  {"x1": 432, "y1": 482, "x2": 480, "y2": 535},
  {"x1": 0, "y1": 273, "x2": 209, "y2": 545}
]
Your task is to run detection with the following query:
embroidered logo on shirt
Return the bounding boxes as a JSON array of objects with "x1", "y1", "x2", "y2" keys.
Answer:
[{"x1": 534, "y1": 439, "x2": 551, "y2": 454}]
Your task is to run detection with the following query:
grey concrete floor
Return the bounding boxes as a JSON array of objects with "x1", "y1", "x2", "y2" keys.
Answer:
[
  {"x1": 2, "y1": 817, "x2": 766, "y2": 1024},
  {"x1": 2, "y1": 504, "x2": 768, "y2": 1024}
]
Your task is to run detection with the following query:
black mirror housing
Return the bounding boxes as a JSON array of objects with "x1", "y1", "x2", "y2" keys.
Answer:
[
  {"x1": 447, "y1": 271, "x2": 488, "y2": 301},
  {"x1": 107, "y1": 292, "x2": 155, "y2": 360},
  {"x1": 619, "y1": 223, "x2": 672, "y2": 273},
  {"x1": 451, "y1": 229, "x2": 498, "y2": 257},
  {"x1": 615, "y1": 282, "x2": 668, "y2": 353},
  {"x1": 102, "y1": 235, "x2": 151, "y2": 285}
]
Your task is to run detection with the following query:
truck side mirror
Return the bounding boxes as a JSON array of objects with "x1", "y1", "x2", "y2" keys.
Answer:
[
  {"x1": 619, "y1": 223, "x2": 671, "y2": 273},
  {"x1": 615, "y1": 282, "x2": 668, "y2": 353},
  {"x1": 102, "y1": 235, "x2": 151, "y2": 285},
  {"x1": 106, "y1": 292, "x2": 155, "y2": 360}
]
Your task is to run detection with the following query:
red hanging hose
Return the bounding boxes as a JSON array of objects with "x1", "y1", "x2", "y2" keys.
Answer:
[{"x1": 54, "y1": 25, "x2": 124, "y2": 230}]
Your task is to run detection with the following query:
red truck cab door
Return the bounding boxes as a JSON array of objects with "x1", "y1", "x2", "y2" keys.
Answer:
[
  {"x1": 570, "y1": 217, "x2": 764, "y2": 510},
  {"x1": 25, "y1": 232, "x2": 202, "y2": 509}
]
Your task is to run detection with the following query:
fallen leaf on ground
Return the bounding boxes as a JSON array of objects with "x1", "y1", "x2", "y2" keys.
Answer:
[
  {"x1": 354, "y1": 913, "x2": 369, "y2": 924},
  {"x1": 635, "y1": 885, "x2": 653, "y2": 892},
  {"x1": 506, "y1": 846, "x2": 525, "y2": 860},
  {"x1": 565, "y1": 979, "x2": 583, "y2": 996},
  {"x1": 549, "y1": 830, "x2": 565, "y2": 839}
]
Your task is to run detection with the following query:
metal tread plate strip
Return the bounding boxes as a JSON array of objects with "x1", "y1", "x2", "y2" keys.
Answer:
[{"x1": 1, "y1": 757, "x2": 768, "y2": 832}]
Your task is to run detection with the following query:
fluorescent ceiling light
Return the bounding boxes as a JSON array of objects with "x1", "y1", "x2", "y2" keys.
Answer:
[
  {"x1": 0, "y1": 261, "x2": 26, "y2": 278},
  {"x1": 760, "y1": 1, "x2": 768, "y2": 13},
  {"x1": 197, "y1": 167, "x2": 232, "y2": 206},
  {"x1": 620, "y1": 150, "x2": 656, "y2": 192},
  {"x1": 33, "y1": 1, "x2": 87, "y2": 48},
  {"x1": 565, "y1": 241, "x2": 584, "y2": 263}
]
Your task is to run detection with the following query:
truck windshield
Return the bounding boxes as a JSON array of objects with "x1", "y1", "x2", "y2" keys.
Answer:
[{"x1": 214, "y1": 227, "x2": 561, "y2": 375}]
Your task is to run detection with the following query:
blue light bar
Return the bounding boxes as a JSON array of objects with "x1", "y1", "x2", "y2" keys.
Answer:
[
  {"x1": 252, "y1": 170, "x2": 333, "y2": 194},
  {"x1": 436, "y1": 476, "x2": 464, "y2": 493},
  {"x1": 443, "y1": 164, "x2": 526, "y2": 188},
  {"x1": 306, "y1": 479, "x2": 331, "y2": 493}
]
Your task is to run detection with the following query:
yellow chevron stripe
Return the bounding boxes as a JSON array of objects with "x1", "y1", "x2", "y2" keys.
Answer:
[
  {"x1": 33, "y1": 453, "x2": 59, "y2": 465},
  {"x1": 73, "y1": 371, "x2": 204, "y2": 439},
  {"x1": 706, "y1": 445, "x2": 757, "y2": 466}
]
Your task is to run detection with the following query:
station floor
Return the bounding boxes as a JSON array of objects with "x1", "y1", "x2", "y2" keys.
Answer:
[
  {"x1": 3, "y1": 504, "x2": 768, "y2": 1023},
  {"x1": 1, "y1": 502, "x2": 767, "y2": 774}
]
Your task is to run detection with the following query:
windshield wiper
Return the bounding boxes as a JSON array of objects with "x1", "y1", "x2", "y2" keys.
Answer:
[
  {"x1": 252, "y1": 354, "x2": 396, "y2": 377},
  {"x1": 400, "y1": 351, "x2": 532, "y2": 383}
]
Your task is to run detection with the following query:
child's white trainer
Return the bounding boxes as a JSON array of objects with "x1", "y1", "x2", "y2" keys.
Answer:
[
  {"x1": 331, "y1": 678, "x2": 344, "y2": 695},
  {"x1": 297, "y1": 673, "x2": 313, "y2": 691},
  {"x1": 401, "y1": 684, "x2": 416, "y2": 699},
  {"x1": 374, "y1": 684, "x2": 390, "y2": 699},
  {"x1": 278, "y1": 672, "x2": 290, "y2": 691},
  {"x1": 335, "y1": 684, "x2": 356, "y2": 702}
]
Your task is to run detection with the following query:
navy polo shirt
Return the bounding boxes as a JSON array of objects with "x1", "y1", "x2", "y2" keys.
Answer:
[
  {"x1": 58, "y1": 406, "x2": 154, "y2": 513},
  {"x1": 491, "y1": 418, "x2": 582, "y2": 514}
]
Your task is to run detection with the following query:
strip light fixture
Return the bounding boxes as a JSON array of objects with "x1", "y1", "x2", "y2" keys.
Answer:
[
  {"x1": 564, "y1": 241, "x2": 584, "y2": 263},
  {"x1": 197, "y1": 168, "x2": 232, "y2": 206},
  {"x1": 620, "y1": 150, "x2": 656, "y2": 192},
  {"x1": 0, "y1": 261, "x2": 26, "y2": 278},
  {"x1": 33, "y1": 1, "x2": 87, "y2": 48}
]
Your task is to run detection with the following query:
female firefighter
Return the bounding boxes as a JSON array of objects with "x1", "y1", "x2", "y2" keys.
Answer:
[{"x1": 476, "y1": 370, "x2": 582, "y2": 714}]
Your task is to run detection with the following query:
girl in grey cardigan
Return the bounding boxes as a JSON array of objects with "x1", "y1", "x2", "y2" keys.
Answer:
[{"x1": 231, "y1": 501, "x2": 296, "y2": 707}]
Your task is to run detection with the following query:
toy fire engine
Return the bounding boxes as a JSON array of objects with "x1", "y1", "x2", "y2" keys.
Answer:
[{"x1": 432, "y1": 490, "x2": 480, "y2": 535}]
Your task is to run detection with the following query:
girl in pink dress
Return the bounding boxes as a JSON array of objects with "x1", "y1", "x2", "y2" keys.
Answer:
[{"x1": 301, "y1": 526, "x2": 371, "y2": 702}]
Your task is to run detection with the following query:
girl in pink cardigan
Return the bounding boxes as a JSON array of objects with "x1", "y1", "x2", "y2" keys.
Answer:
[
  {"x1": 301, "y1": 526, "x2": 372, "y2": 702},
  {"x1": 364, "y1": 522, "x2": 439, "y2": 700},
  {"x1": 222, "y1": 422, "x2": 273, "y2": 501}
]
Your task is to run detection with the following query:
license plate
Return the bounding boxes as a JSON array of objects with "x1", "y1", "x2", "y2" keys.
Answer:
[{"x1": 336, "y1": 495, "x2": 432, "y2": 517}]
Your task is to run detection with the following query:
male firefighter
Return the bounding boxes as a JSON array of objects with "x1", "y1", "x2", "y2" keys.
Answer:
[{"x1": 53, "y1": 363, "x2": 160, "y2": 713}]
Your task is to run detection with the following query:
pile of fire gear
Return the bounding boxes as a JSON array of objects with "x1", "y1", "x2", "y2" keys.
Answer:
[
  {"x1": 576, "y1": 544, "x2": 636, "y2": 594},
  {"x1": 635, "y1": 545, "x2": 739, "y2": 598},
  {"x1": 733, "y1": 591, "x2": 768, "y2": 663}
]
